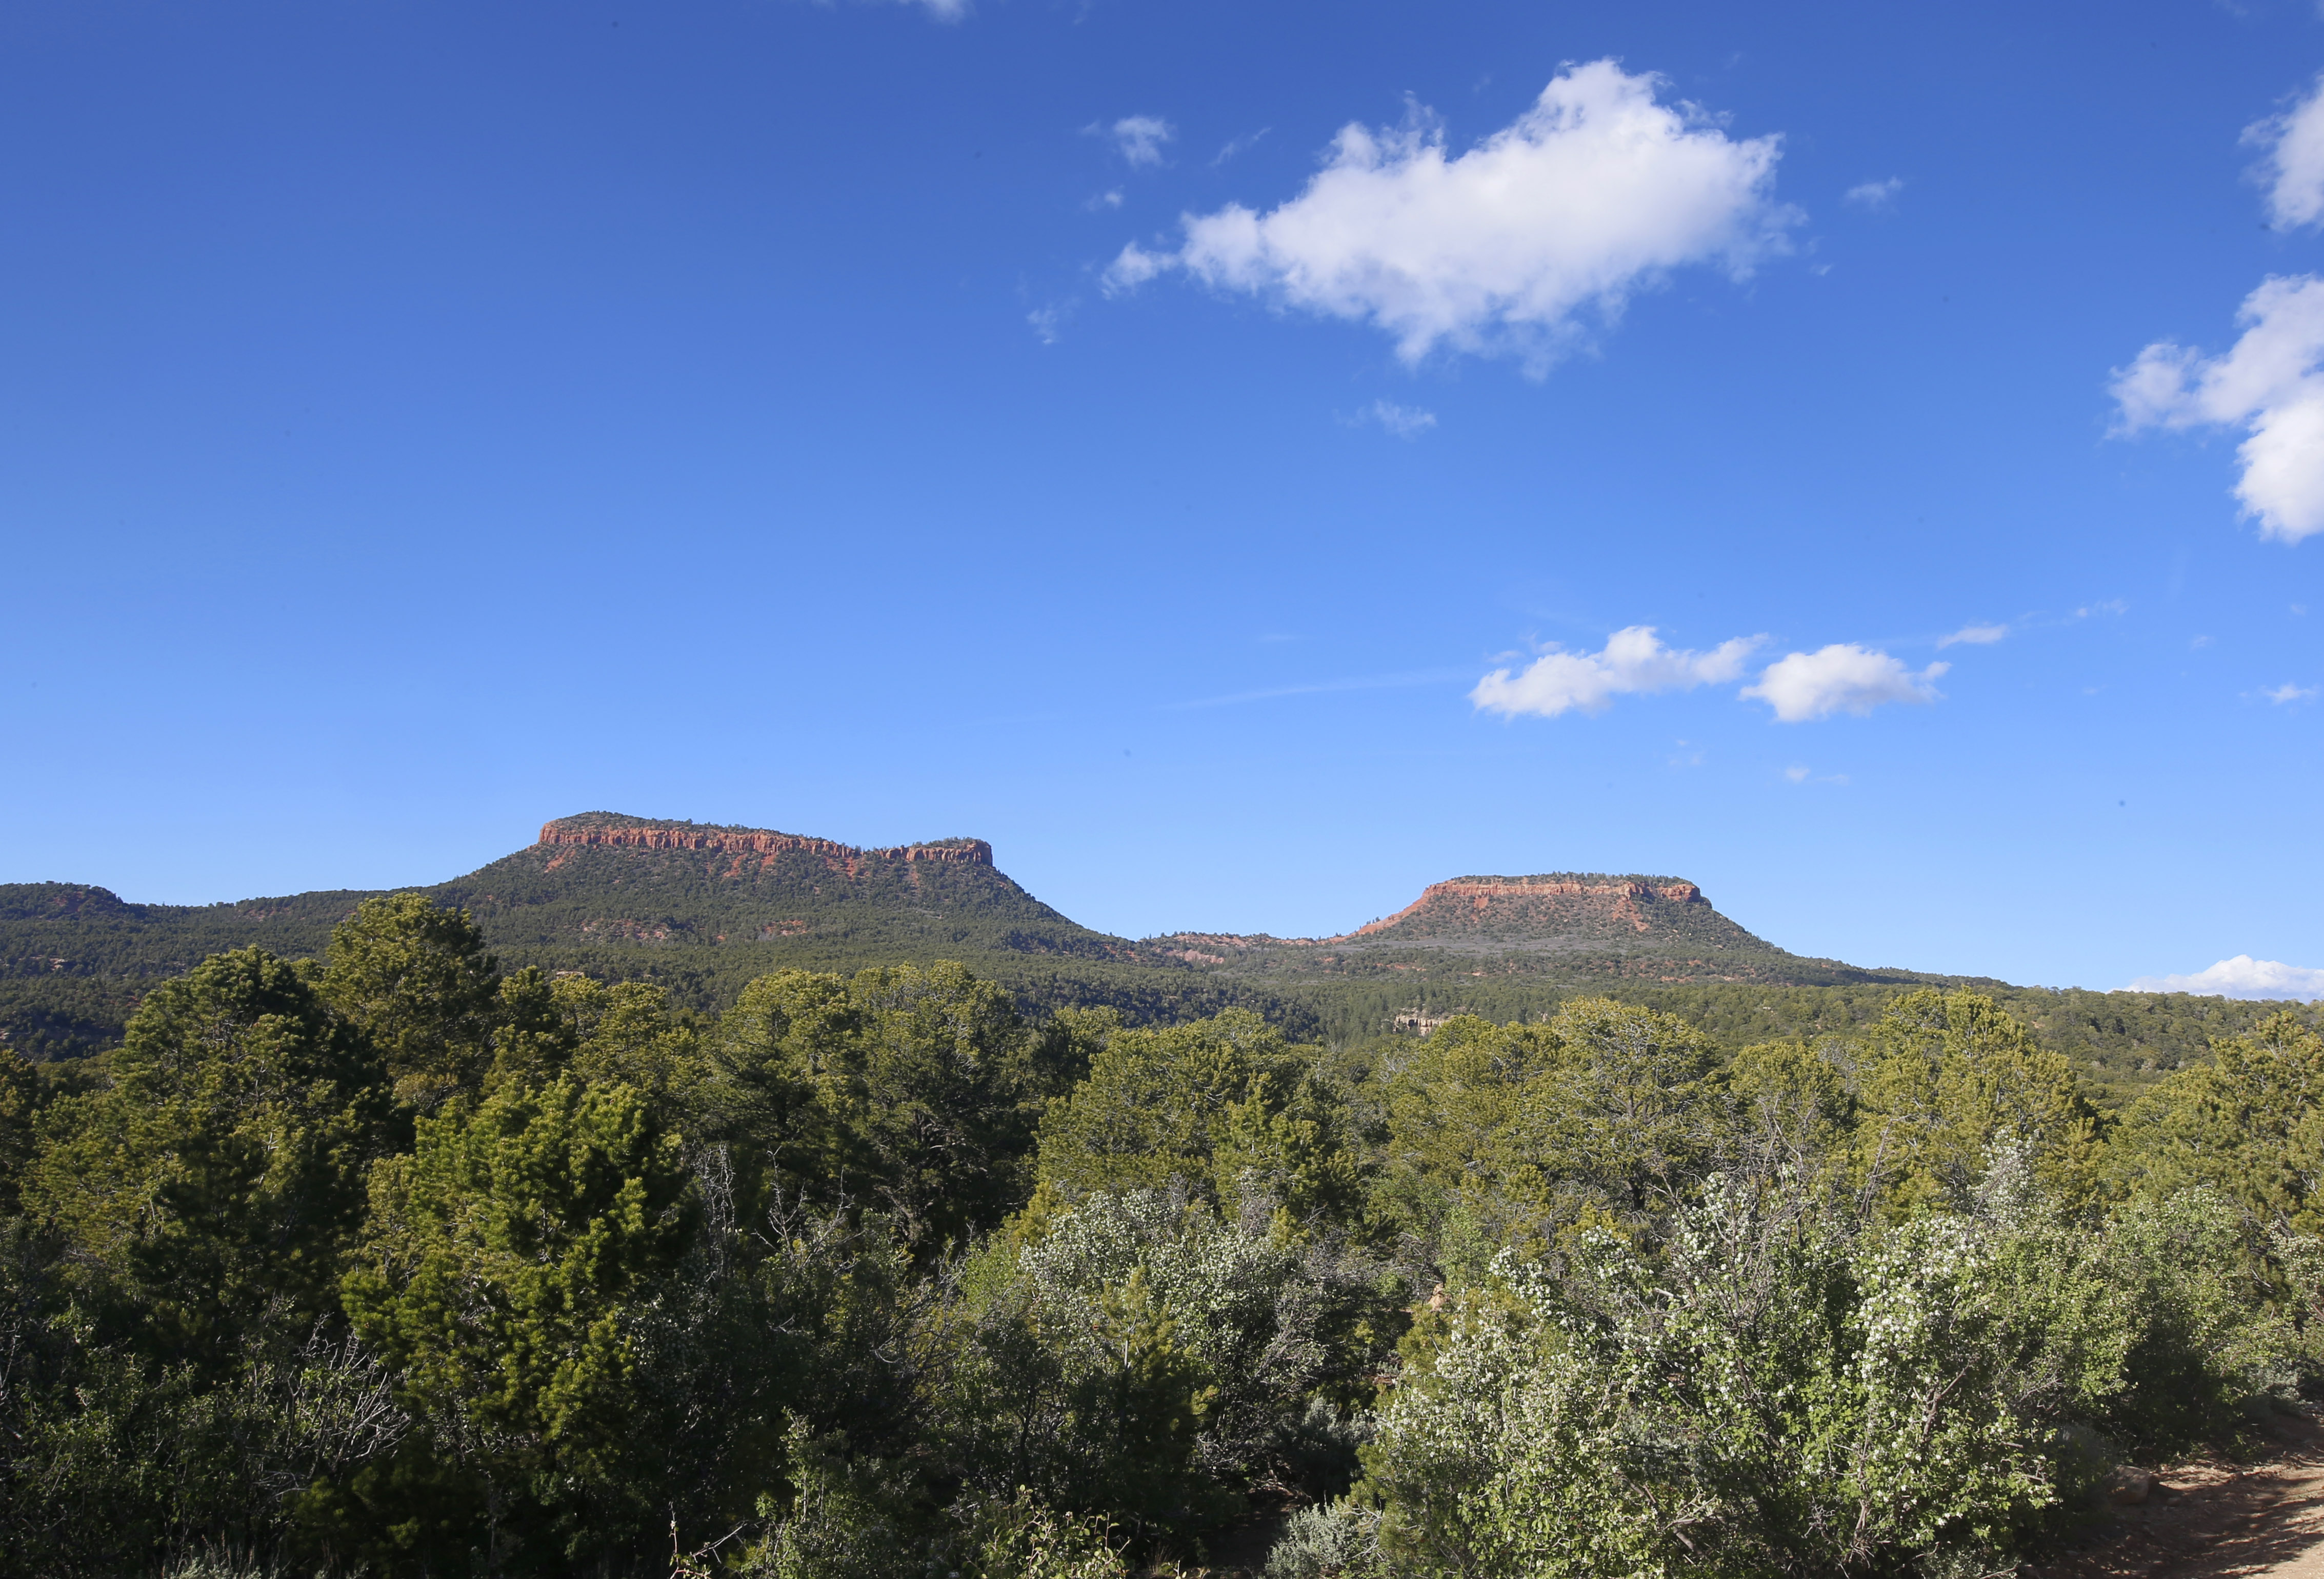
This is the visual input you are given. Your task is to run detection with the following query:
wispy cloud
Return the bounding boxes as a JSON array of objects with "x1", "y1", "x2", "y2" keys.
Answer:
[
  {"x1": 2127, "y1": 955, "x2": 2324, "y2": 1000},
  {"x1": 2265, "y1": 681, "x2": 2318, "y2": 704},
  {"x1": 1353, "y1": 399, "x2": 1437, "y2": 438},
  {"x1": 1844, "y1": 176, "x2": 1904, "y2": 211},
  {"x1": 866, "y1": 0, "x2": 971, "y2": 21},
  {"x1": 1105, "y1": 61, "x2": 1795, "y2": 370},
  {"x1": 1784, "y1": 764, "x2": 1849, "y2": 785},
  {"x1": 1027, "y1": 301, "x2": 1076, "y2": 344},
  {"x1": 1212, "y1": 128, "x2": 1270, "y2": 166},
  {"x1": 1103, "y1": 115, "x2": 1175, "y2": 168},
  {"x1": 1937, "y1": 622, "x2": 2008, "y2": 648},
  {"x1": 1472, "y1": 626, "x2": 1763, "y2": 718},
  {"x1": 1742, "y1": 644, "x2": 1947, "y2": 723},
  {"x1": 1168, "y1": 668, "x2": 1468, "y2": 710}
]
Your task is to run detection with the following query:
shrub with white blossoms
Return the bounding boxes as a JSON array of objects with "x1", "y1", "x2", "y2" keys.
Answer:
[
  {"x1": 1358, "y1": 1155, "x2": 2293, "y2": 1578},
  {"x1": 932, "y1": 1188, "x2": 1389, "y2": 1547}
]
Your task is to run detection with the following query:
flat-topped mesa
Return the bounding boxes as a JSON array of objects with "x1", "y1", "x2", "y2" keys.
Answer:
[
  {"x1": 1151, "y1": 873, "x2": 1733, "y2": 952},
  {"x1": 1359, "y1": 875, "x2": 1700, "y2": 925},
  {"x1": 1348, "y1": 873, "x2": 1709, "y2": 940},
  {"x1": 536, "y1": 814, "x2": 993, "y2": 867}
]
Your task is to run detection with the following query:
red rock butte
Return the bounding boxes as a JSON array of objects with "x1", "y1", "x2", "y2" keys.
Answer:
[
  {"x1": 536, "y1": 815, "x2": 993, "y2": 868},
  {"x1": 1159, "y1": 873, "x2": 1724, "y2": 949}
]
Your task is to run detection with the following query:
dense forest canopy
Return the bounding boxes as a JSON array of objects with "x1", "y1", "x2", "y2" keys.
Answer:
[{"x1": 4, "y1": 892, "x2": 2324, "y2": 1577}]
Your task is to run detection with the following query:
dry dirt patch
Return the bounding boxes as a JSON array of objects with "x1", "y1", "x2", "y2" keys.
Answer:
[{"x1": 2033, "y1": 1414, "x2": 2324, "y2": 1579}]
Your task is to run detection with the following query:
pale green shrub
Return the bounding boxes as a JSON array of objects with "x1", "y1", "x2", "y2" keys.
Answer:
[
  {"x1": 1264, "y1": 1500, "x2": 1376, "y2": 1578},
  {"x1": 1360, "y1": 1156, "x2": 2289, "y2": 1577}
]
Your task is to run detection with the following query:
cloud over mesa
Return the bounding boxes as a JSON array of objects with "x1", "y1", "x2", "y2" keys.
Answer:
[
  {"x1": 1105, "y1": 61, "x2": 1795, "y2": 366},
  {"x1": 2127, "y1": 955, "x2": 2324, "y2": 1001},
  {"x1": 1473, "y1": 631, "x2": 1955, "y2": 723},
  {"x1": 1471, "y1": 626, "x2": 1760, "y2": 718},
  {"x1": 1742, "y1": 644, "x2": 1947, "y2": 723}
]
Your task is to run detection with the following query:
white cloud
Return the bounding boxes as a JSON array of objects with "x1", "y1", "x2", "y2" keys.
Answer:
[
  {"x1": 2127, "y1": 955, "x2": 2324, "y2": 1001},
  {"x1": 1844, "y1": 176, "x2": 1903, "y2": 210},
  {"x1": 1471, "y1": 626, "x2": 1762, "y2": 718},
  {"x1": 2248, "y1": 75, "x2": 2324, "y2": 228},
  {"x1": 1937, "y1": 622, "x2": 2008, "y2": 648},
  {"x1": 1108, "y1": 115, "x2": 1175, "y2": 168},
  {"x1": 2267, "y1": 681, "x2": 2319, "y2": 703},
  {"x1": 1087, "y1": 189, "x2": 1125, "y2": 212},
  {"x1": 2112, "y1": 274, "x2": 2324, "y2": 544},
  {"x1": 1741, "y1": 644, "x2": 1947, "y2": 723},
  {"x1": 1358, "y1": 399, "x2": 1436, "y2": 437},
  {"x1": 1784, "y1": 765, "x2": 1811, "y2": 783},
  {"x1": 1104, "y1": 61, "x2": 1795, "y2": 367},
  {"x1": 1103, "y1": 243, "x2": 1169, "y2": 294}
]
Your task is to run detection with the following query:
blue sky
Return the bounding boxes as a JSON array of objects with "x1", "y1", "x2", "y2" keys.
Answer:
[{"x1": 3, "y1": 0, "x2": 2320, "y2": 993}]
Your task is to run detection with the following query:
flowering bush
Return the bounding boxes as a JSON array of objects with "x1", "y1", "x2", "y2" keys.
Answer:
[
  {"x1": 1359, "y1": 1152, "x2": 2298, "y2": 1577},
  {"x1": 933, "y1": 1188, "x2": 1393, "y2": 1550}
]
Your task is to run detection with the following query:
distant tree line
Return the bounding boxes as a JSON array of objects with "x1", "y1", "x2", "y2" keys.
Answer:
[
  {"x1": 2, "y1": 896, "x2": 2322, "y2": 1575},
  {"x1": 1312, "y1": 977, "x2": 2323, "y2": 1098}
]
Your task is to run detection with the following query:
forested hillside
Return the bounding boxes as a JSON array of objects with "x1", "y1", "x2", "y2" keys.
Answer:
[
  {"x1": 0, "y1": 815, "x2": 1298, "y2": 1061},
  {"x1": 5, "y1": 893, "x2": 2324, "y2": 1577},
  {"x1": 3, "y1": 814, "x2": 2313, "y2": 1096}
]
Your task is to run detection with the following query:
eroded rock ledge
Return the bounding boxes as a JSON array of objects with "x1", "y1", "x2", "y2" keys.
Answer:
[{"x1": 537, "y1": 815, "x2": 992, "y2": 867}]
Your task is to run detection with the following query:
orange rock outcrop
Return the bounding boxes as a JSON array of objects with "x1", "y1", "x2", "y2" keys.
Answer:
[{"x1": 537, "y1": 820, "x2": 992, "y2": 867}]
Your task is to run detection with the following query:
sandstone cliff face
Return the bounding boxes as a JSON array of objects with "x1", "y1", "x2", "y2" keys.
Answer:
[{"x1": 536, "y1": 816, "x2": 993, "y2": 868}]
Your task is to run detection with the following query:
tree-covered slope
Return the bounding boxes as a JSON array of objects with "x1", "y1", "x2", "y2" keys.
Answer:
[
  {"x1": 10, "y1": 893, "x2": 2324, "y2": 1577},
  {"x1": 444, "y1": 813, "x2": 1123, "y2": 956},
  {"x1": 0, "y1": 815, "x2": 1274, "y2": 1057},
  {"x1": 1148, "y1": 870, "x2": 1918, "y2": 997},
  {"x1": 3, "y1": 813, "x2": 2316, "y2": 1094}
]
